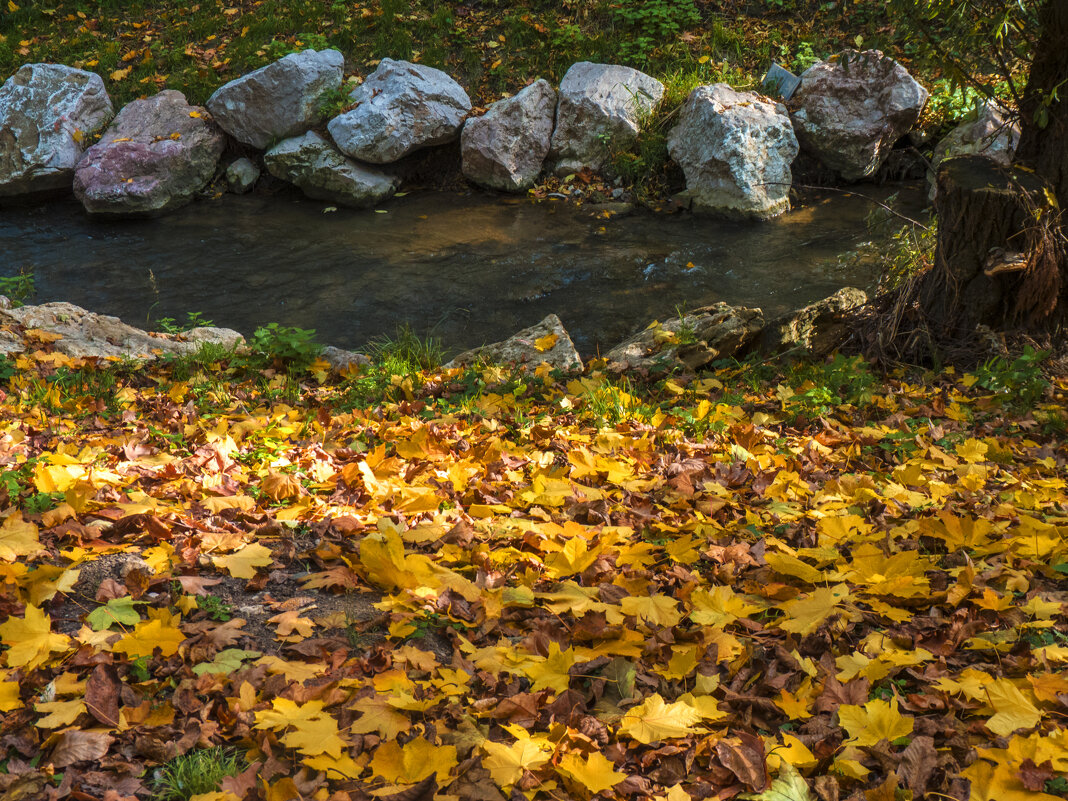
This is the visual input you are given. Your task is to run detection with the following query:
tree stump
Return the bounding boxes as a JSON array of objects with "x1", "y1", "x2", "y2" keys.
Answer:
[{"x1": 923, "y1": 155, "x2": 1055, "y2": 331}]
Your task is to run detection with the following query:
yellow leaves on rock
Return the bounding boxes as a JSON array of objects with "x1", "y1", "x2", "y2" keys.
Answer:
[
  {"x1": 618, "y1": 693, "x2": 703, "y2": 744},
  {"x1": 254, "y1": 698, "x2": 347, "y2": 758},
  {"x1": 776, "y1": 584, "x2": 852, "y2": 635},
  {"x1": 0, "y1": 603, "x2": 70, "y2": 669},
  {"x1": 534, "y1": 332, "x2": 558, "y2": 352},
  {"x1": 838, "y1": 697, "x2": 913, "y2": 747},
  {"x1": 482, "y1": 738, "x2": 552, "y2": 789},
  {"x1": 212, "y1": 542, "x2": 273, "y2": 579},
  {"x1": 984, "y1": 679, "x2": 1042, "y2": 737},
  {"x1": 370, "y1": 738, "x2": 458, "y2": 785},
  {"x1": 557, "y1": 751, "x2": 627, "y2": 794},
  {"x1": 113, "y1": 610, "x2": 185, "y2": 658},
  {"x1": 0, "y1": 513, "x2": 43, "y2": 561}
]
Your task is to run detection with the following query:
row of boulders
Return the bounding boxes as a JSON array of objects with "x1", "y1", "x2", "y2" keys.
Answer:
[
  {"x1": 0, "y1": 288, "x2": 866, "y2": 375},
  {"x1": 0, "y1": 48, "x2": 1017, "y2": 219}
]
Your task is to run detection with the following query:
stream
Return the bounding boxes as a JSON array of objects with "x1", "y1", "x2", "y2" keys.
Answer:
[{"x1": 0, "y1": 184, "x2": 924, "y2": 357}]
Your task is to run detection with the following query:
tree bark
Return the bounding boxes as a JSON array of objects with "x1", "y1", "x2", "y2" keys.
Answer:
[{"x1": 1015, "y1": 0, "x2": 1068, "y2": 210}]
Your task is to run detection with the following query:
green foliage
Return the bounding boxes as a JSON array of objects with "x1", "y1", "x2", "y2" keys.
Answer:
[
  {"x1": 151, "y1": 747, "x2": 244, "y2": 801},
  {"x1": 610, "y1": 0, "x2": 701, "y2": 64},
  {"x1": 786, "y1": 355, "x2": 877, "y2": 414},
  {"x1": 248, "y1": 323, "x2": 321, "y2": 372},
  {"x1": 197, "y1": 594, "x2": 233, "y2": 622},
  {"x1": 971, "y1": 346, "x2": 1049, "y2": 408},
  {"x1": 368, "y1": 323, "x2": 443, "y2": 372},
  {"x1": 156, "y1": 311, "x2": 215, "y2": 334},
  {"x1": 0, "y1": 273, "x2": 36, "y2": 307},
  {"x1": 318, "y1": 83, "x2": 353, "y2": 118}
]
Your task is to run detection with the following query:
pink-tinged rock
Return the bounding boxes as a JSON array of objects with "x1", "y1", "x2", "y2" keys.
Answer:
[{"x1": 73, "y1": 90, "x2": 225, "y2": 216}]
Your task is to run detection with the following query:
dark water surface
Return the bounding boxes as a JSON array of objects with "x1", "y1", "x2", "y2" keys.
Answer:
[{"x1": 0, "y1": 186, "x2": 922, "y2": 357}]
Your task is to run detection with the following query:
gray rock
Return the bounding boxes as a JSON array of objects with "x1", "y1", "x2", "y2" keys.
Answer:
[
  {"x1": 0, "y1": 63, "x2": 113, "y2": 197},
  {"x1": 206, "y1": 49, "x2": 344, "y2": 149},
  {"x1": 328, "y1": 58, "x2": 471, "y2": 164},
  {"x1": 756, "y1": 287, "x2": 868, "y2": 356},
  {"x1": 0, "y1": 301, "x2": 244, "y2": 360},
  {"x1": 226, "y1": 157, "x2": 260, "y2": 193},
  {"x1": 461, "y1": 79, "x2": 555, "y2": 192},
  {"x1": 605, "y1": 303, "x2": 764, "y2": 372},
  {"x1": 548, "y1": 62, "x2": 664, "y2": 176},
  {"x1": 668, "y1": 84, "x2": 798, "y2": 220},
  {"x1": 790, "y1": 50, "x2": 928, "y2": 181},
  {"x1": 320, "y1": 345, "x2": 371, "y2": 372},
  {"x1": 446, "y1": 314, "x2": 582, "y2": 373},
  {"x1": 264, "y1": 130, "x2": 398, "y2": 207},
  {"x1": 928, "y1": 101, "x2": 1019, "y2": 199},
  {"x1": 73, "y1": 90, "x2": 225, "y2": 216}
]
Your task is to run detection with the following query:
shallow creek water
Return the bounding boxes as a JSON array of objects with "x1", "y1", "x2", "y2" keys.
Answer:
[{"x1": 0, "y1": 185, "x2": 923, "y2": 357}]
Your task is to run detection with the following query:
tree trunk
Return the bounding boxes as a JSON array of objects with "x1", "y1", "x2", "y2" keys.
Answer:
[
  {"x1": 1015, "y1": 0, "x2": 1068, "y2": 211},
  {"x1": 925, "y1": 156, "x2": 1052, "y2": 331}
]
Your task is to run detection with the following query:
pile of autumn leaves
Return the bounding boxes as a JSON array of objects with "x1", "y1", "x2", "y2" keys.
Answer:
[{"x1": 0, "y1": 347, "x2": 1067, "y2": 801}]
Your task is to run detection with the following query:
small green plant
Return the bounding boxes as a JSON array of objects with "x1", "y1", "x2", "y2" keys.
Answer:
[
  {"x1": 197, "y1": 594, "x2": 233, "y2": 622},
  {"x1": 972, "y1": 346, "x2": 1049, "y2": 408},
  {"x1": 318, "y1": 84, "x2": 352, "y2": 118},
  {"x1": 0, "y1": 272, "x2": 36, "y2": 307},
  {"x1": 611, "y1": 0, "x2": 700, "y2": 64},
  {"x1": 367, "y1": 323, "x2": 443, "y2": 372},
  {"x1": 151, "y1": 747, "x2": 244, "y2": 801},
  {"x1": 24, "y1": 491, "x2": 64, "y2": 515},
  {"x1": 156, "y1": 311, "x2": 215, "y2": 334},
  {"x1": 247, "y1": 323, "x2": 321, "y2": 372}
]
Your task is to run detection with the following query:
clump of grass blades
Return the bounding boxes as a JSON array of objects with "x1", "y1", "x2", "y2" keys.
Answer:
[{"x1": 151, "y1": 747, "x2": 244, "y2": 801}]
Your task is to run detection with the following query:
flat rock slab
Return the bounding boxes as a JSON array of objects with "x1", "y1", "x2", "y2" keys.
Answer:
[
  {"x1": 606, "y1": 303, "x2": 764, "y2": 372},
  {"x1": 446, "y1": 314, "x2": 582, "y2": 373},
  {"x1": 755, "y1": 287, "x2": 868, "y2": 356},
  {"x1": 0, "y1": 301, "x2": 243, "y2": 360},
  {"x1": 548, "y1": 62, "x2": 664, "y2": 176},
  {"x1": 264, "y1": 130, "x2": 398, "y2": 208},
  {"x1": 328, "y1": 58, "x2": 471, "y2": 164},
  {"x1": 0, "y1": 63, "x2": 113, "y2": 197},
  {"x1": 73, "y1": 90, "x2": 225, "y2": 216},
  {"x1": 668, "y1": 83, "x2": 798, "y2": 220},
  {"x1": 207, "y1": 49, "x2": 344, "y2": 150},
  {"x1": 461, "y1": 79, "x2": 556, "y2": 192},
  {"x1": 791, "y1": 50, "x2": 928, "y2": 182}
]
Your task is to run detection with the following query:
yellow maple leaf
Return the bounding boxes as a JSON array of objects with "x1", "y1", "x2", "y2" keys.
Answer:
[
  {"x1": 349, "y1": 693, "x2": 411, "y2": 738},
  {"x1": 482, "y1": 738, "x2": 552, "y2": 789},
  {"x1": 35, "y1": 698, "x2": 86, "y2": 728},
  {"x1": 523, "y1": 641, "x2": 576, "y2": 693},
  {"x1": 359, "y1": 527, "x2": 437, "y2": 591},
  {"x1": 619, "y1": 594, "x2": 682, "y2": 628},
  {"x1": 557, "y1": 752, "x2": 626, "y2": 794},
  {"x1": 618, "y1": 693, "x2": 702, "y2": 744},
  {"x1": 0, "y1": 674, "x2": 20, "y2": 712},
  {"x1": 0, "y1": 513, "x2": 42, "y2": 562},
  {"x1": 254, "y1": 698, "x2": 347, "y2": 758},
  {"x1": 212, "y1": 542, "x2": 273, "y2": 579},
  {"x1": 534, "y1": 333, "x2": 558, "y2": 352},
  {"x1": 0, "y1": 603, "x2": 70, "y2": 670},
  {"x1": 838, "y1": 697, "x2": 913, "y2": 747},
  {"x1": 113, "y1": 611, "x2": 185, "y2": 658},
  {"x1": 370, "y1": 739, "x2": 457, "y2": 784},
  {"x1": 963, "y1": 759, "x2": 1063, "y2": 801},
  {"x1": 985, "y1": 679, "x2": 1042, "y2": 737},
  {"x1": 777, "y1": 584, "x2": 852, "y2": 635}
]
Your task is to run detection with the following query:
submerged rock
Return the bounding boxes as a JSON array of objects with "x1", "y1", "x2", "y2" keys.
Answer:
[
  {"x1": 790, "y1": 50, "x2": 928, "y2": 182},
  {"x1": 461, "y1": 79, "x2": 556, "y2": 192},
  {"x1": 73, "y1": 90, "x2": 225, "y2": 216},
  {"x1": 928, "y1": 102, "x2": 1020, "y2": 199},
  {"x1": 755, "y1": 287, "x2": 868, "y2": 356},
  {"x1": 206, "y1": 49, "x2": 344, "y2": 150},
  {"x1": 446, "y1": 314, "x2": 582, "y2": 373},
  {"x1": 0, "y1": 301, "x2": 243, "y2": 360},
  {"x1": 605, "y1": 303, "x2": 764, "y2": 372},
  {"x1": 225, "y1": 157, "x2": 260, "y2": 194},
  {"x1": 264, "y1": 131, "x2": 398, "y2": 207},
  {"x1": 668, "y1": 84, "x2": 798, "y2": 220},
  {"x1": 0, "y1": 63, "x2": 113, "y2": 198},
  {"x1": 328, "y1": 58, "x2": 471, "y2": 164},
  {"x1": 548, "y1": 62, "x2": 664, "y2": 176}
]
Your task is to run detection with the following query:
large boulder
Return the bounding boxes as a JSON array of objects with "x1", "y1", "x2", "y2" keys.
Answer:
[
  {"x1": 0, "y1": 63, "x2": 113, "y2": 197},
  {"x1": 790, "y1": 50, "x2": 928, "y2": 182},
  {"x1": 328, "y1": 58, "x2": 471, "y2": 164},
  {"x1": 0, "y1": 301, "x2": 243, "y2": 360},
  {"x1": 264, "y1": 130, "x2": 398, "y2": 207},
  {"x1": 548, "y1": 62, "x2": 664, "y2": 176},
  {"x1": 606, "y1": 303, "x2": 764, "y2": 373},
  {"x1": 206, "y1": 49, "x2": 344, "y2": 150},
  {"x1": 72, "y1": 91, "x2": 225, "y2": 216},
  {"x1": 928, "y1": 101, "x2": 1020, "y2": 199},
  {"x1": 668, "y1": 84, "x2": 798, "y2": 220},
  {"x1": 461, "y1": 79, "x2": 556, "y2": 192},
  {"x1": 445, "y1": 314, "x2": 582, "y2": 373},
  {"x1": 754, "y1": 287, "x2": 868, "y2": 356}
]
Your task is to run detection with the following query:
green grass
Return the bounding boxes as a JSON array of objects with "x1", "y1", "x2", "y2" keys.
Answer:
[{"x1": 150, "y1": 747, "x2": 244, "y2": 801}]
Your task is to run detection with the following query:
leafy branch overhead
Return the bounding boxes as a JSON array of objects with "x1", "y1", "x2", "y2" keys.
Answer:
[{"x1": 0, "y1": 337, "x2": 1065, "y2": 801}]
